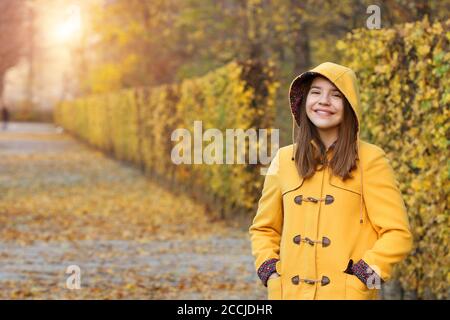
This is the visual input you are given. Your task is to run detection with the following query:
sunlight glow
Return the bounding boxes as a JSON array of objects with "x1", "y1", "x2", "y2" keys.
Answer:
[{"x1": 52, "y1": 4, "x2": 82, "y2": 43}]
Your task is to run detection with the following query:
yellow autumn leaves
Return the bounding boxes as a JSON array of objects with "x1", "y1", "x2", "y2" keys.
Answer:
[
  {"x1": 338, "y1": 17, "x2": 449, "y2": 299},
  {"x1": 55, "y1": 60, "x2": 278, "y2": 219}
]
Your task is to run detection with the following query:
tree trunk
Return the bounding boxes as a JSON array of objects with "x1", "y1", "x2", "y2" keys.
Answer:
[
  {"x1": 0, "y1": 74, "x2": 4, "y2": 105},
  {"x1": 293, "y1": 21, "x2": 311, "y2": 74},
  {"x1": 290, "y1": 0, "x2": 311, "y2": 73}
]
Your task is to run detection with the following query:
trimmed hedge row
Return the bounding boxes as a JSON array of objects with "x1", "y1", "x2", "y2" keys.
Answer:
[
  {"x1": 337, "y1": 18, "x2": 449, "y2": 299},
  {"x1": 55, "y1": 60, "x2": 279, "y2": 219}
]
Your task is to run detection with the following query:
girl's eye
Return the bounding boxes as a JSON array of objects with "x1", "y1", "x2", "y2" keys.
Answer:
[{"x1": 310, "y1": 91, "x2": 320, "y2": 95}]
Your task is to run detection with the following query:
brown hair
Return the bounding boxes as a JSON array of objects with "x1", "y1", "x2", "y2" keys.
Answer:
[{"x1": 292, "y1": 75, "x2": 359, "y2": 181}]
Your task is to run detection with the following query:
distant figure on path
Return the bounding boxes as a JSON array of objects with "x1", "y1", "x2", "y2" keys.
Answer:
[{"x1": 1, "y1": 104, "x2": 10, "y2": 130}]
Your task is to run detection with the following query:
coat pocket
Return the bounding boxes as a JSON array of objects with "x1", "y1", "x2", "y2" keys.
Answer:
[
  {"x1": 345, "y1": 274, "x2": 376, "y2": 300},
  {"x1": 267, "y1": 276, "x2": 282, "y2": 300}
]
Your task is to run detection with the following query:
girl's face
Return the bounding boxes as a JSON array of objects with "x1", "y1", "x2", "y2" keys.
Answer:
[{"x1": 305, "y1": 76, "x2": 344, "y2": 131}]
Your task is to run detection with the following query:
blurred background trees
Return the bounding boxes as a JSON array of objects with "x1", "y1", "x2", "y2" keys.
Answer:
[
  {"x1": 2, "y1": 0, "x2": 448, "y2": 127},
  {"x1": 72, "y1": 0, "x2": 448, "y2": 144},
  {"x1": 0, "y1": 1, "x2": 27, "y2": 106}
]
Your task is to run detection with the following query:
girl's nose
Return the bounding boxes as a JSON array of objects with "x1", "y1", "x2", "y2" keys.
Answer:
[{"x1": 319, "y1": 94, "x2": 331, "y2": 105}]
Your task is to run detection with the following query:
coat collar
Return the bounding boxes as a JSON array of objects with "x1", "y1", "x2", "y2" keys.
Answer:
[{"x1": 310, "y1": 139, "x2": 337, "y2": 153}]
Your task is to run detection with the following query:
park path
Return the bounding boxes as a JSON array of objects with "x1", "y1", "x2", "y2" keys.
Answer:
[{"x1": 0, "y1": 122, "x2": 266, "y2": 299}]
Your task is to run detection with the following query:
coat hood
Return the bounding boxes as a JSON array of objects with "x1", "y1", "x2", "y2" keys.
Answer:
[
  {"x1": 289, "y1": 61, "x2": 362, "y2": 134},
  {"x1": 288, "y1": 62, "x2": 365, "y2": 224}
]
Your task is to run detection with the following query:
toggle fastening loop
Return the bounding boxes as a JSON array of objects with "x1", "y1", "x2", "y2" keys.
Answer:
[
  {"x1": 292, "y1": 235, "x2": 331, "y2": 247},
  {"x1": 304, "y1": 237, "x2": 315, "y2": 246},
  {"x1": 294, "y1": 194, "x2": 334, "y2": 205},
  {"x1": 291, "y1": 275, "x2": 331, "y2": 286}
]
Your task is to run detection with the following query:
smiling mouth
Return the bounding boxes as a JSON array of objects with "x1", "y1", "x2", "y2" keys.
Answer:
[{"x1": 314, "y1": 110, "x2": 334, "y2": 116}]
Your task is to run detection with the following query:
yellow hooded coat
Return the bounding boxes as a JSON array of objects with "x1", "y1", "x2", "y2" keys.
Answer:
[{"x1": 249, "y1": 62, "x2": 413, "y2": 300}]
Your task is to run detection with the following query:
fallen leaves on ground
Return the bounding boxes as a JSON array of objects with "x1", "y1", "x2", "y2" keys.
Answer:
[{"x1": 0, "y1": 124, "x2": 265, "y2": 300}]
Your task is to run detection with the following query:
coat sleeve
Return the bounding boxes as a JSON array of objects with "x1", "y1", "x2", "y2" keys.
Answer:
[
  {"x1": 358, "y1": 146, "x2": 413, "y2": 282},
  {"x1": 248, "y1": 148, "x2": 283, "y2": 286}
]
